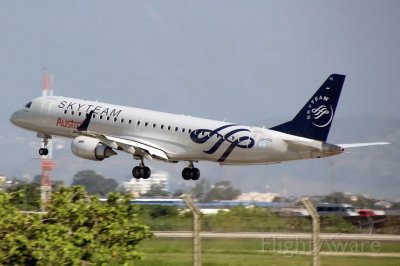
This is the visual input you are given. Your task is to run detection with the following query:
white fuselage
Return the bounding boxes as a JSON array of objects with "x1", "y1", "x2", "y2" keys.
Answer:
[{"x1": 10, "y1": 96, "x2": 338, "y2": 165}]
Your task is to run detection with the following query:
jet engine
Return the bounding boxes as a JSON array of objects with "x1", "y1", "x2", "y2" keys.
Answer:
[{"x1": 71, "y1": 136, "x2": 117, "y2": 161}]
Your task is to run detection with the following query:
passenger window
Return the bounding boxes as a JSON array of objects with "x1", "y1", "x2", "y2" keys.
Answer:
[
  {"x1": 71, "y1": 111, "x2": 74, "y2": 115},
  {"x1": 175, "y1": 127, "x2": 178, "y2": 132},
  {"x1": 114, "y1": 118, "x2": 117, "y2": 122},
  {"x1": 121, "y1": 118, "x2": 124, "y2": 123},
  {"x1": 182, "y1": 128, "x2": 185, "y2": 133},
  {"x1": 25, "y1": 102, "x2": 32, "y2": 108},
  {"x1": 168, "y1": 126, "x2": 171, "y2": 130},
  {"x1": 188, "y1": 129, "x2": 192, "y2": 133},
  {"x1": 161, "y1": 125, "x2": 164, "y2": 129},
  {"x1": 153, "y1": 123, "x2": 156, "y2": 128},
  {"x1": 137, "y1": 121, "x2": 141, "y2": 126},
  {"x1": 100, "y1": 115, "x2": 103, "y2": 119},
  {"x1": 64, "y1": 110, "x2": 67, "y2": 114},
  {"x1": 129, "y1": 120, "x2": 132, "y2": 124},
  {"x1": 92, "y1": 114, "x2": 96, "y2": 119},
  {"x1": 78, "y1": 112, "x2": 82, "y2": 116},
  {"x1": 145, "y1": 122, "x2": 148, "y2": 126},
  {"x1": 107, "y1": 117, "x2": 110, "y2": 121}
]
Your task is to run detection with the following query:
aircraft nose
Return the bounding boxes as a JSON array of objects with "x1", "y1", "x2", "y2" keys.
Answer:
[
  {"x1": 9, "y1": 110, "x2": 23, "y2": 126},
  {"x1": 10, "y1": 111, "x2": 17, "y2": 125}
]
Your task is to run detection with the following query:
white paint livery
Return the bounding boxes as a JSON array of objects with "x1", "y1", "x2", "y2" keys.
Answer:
[{"x1": 10, "y1": 74, "x2": 389, "y2": 180}]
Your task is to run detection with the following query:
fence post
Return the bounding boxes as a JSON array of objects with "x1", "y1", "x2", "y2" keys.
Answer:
[
  {"x1": 302, "y1": 197, "x2": 320, "y2": 266},
  {"x1": 182, "y1": 194, "x2": 201, "y2": 266}
]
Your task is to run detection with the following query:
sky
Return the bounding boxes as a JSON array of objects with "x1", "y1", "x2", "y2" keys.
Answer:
[{"x1": 0, "y1": 1, "x2": 399, "y2": 200}]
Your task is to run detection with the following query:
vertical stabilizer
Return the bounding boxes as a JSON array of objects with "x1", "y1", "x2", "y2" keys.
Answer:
[{"x1": 270, "y1": 74, "x2": 345, "y2": 141}]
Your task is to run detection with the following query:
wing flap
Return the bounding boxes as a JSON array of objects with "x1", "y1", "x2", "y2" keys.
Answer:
[
  {"x1": 106, "y1": 135, "x2": 169, "y2": 160},
  {"x1": 75, "y1": 130, "x2": 169, "y2": 161}
]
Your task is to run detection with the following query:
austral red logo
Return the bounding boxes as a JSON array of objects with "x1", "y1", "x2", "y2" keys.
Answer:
[{"x1": 56, "y1": 118, "x2": 82, "y2": 128}]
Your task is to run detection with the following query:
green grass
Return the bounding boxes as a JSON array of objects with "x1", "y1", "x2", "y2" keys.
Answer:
[
  {"x1": 135, "y1": 238, "x2": 400, "y2": 266},
  {"x1": 138, "y1": 238, "x2": 400, "y2": 254}
]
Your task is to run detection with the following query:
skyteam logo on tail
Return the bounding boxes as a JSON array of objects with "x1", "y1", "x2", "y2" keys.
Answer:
[
  {"x1": 306, "y1": 94, "x2": 334, "y2": 128},
  {"x1": 270, "y1": 74, "x2": 344, "y2": 141}
]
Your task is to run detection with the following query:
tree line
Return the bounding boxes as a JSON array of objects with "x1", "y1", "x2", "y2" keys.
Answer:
[
  {"x1": 4, "y1": 170, "x2": 243, "y2": 208},
  {"x1": 0, "y1": 186, "x2": 152, "y2": 265}
]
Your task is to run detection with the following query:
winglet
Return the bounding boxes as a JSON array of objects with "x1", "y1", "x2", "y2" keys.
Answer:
[{"x1": 77, "y1": 110, "x2": 95, "y2": 131}]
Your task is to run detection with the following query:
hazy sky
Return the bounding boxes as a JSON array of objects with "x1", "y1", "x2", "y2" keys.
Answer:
[{"x1": 1, "y1": 1, "x2": 399, "y2": 200}]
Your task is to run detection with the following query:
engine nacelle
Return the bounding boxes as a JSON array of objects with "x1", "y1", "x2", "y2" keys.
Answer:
[{"x1": 71, "y1": 136, "x2": 117, "y2": 161}]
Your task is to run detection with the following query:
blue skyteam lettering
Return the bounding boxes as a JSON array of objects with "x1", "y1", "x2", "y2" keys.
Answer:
[{"x1": 190, "y1": 124, "x2": 255, "y2": 162}]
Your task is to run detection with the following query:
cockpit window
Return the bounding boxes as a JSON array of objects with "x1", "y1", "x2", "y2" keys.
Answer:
[{"x1": 25, "y1": 102, "x2": 32, "y2": 108}]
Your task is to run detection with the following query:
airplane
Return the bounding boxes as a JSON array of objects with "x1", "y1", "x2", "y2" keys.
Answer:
[{"x1": 10, "y1": 74, "x2": 389, "y2": 180}]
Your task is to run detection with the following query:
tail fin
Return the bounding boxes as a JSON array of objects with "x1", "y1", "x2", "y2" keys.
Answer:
[{"x1": 270, "y1": 74, "x2": 345, "y2": 142}]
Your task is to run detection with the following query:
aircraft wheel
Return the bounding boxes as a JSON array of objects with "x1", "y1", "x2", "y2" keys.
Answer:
[
  {"x1": 182, "y1": 168, "x2": 191, "y2": 180},
  {"x1": 192, "y1": 168, "x2": 200, "y2": 180},
  {"x1": 132, "y1": 166, "x2": 151, "y2": 179},
  {"x1": 39, "y1": 148, "x2": 48, "y2": 156},
  {"x1": 132, "y1": 166, "x2": 141, "y2": 179},
  {"x1": 143, "y1": 167, "x2": 151, "y2": 179},
  {"x1": 182, "y1": 167, "x2": 200, "y2": 180}
]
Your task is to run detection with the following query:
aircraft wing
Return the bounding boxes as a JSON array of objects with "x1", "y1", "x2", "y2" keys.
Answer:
[
  {"x1": 77, "y1": 130, "x2": 169, "y2": 161},
  {"x1": 338, "y1": 142, "x2": 390, "y2": 149},
  {"x1": 75, "y1": 110, "x2": 169, "y2": 161}
]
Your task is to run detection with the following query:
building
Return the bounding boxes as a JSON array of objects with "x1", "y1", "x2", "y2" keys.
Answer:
[
  {"x1": 236, "y1": 192, "x2": 279, "y2": 202},
  {"x1": 124, "y1": 171, "x2": 169, "y2": 197},
  {"x1": 374, "y1": 200, "x2": 393, "y2": 209}
]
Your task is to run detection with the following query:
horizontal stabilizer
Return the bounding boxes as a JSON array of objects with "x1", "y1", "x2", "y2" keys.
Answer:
[{"x1": 338, "y1": 142, "x2": 390, "y2": 149}]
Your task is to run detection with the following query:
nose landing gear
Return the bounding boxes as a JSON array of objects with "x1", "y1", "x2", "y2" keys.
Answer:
[
  {"x1": 39, "y1": 148, "x2": 49, "y2": 156},
  {"x1": 38, "y1": 134, "x2": 51, "y2": 156}
]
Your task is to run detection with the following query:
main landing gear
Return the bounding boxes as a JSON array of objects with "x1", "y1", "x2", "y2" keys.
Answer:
[
  {"x1": 182, "y1": 162, "x2": 200, "y2": 181},
  {"x1": 39, "y1": 148, "x2": 48, "y2": 156},
  {"x1": 132, "y1": 157, "x2": 151, "y2": 179},
  {"x1": 38, "y1": 134, "x2": 51, "y2": 156},
  {"x1": 131, "y1": 157, "x2": 201, "y2": 181}
]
